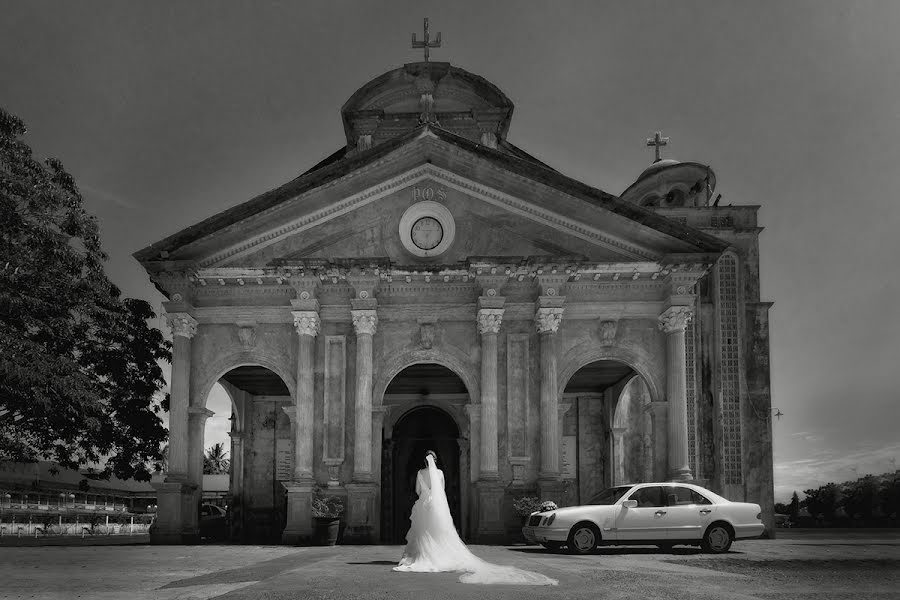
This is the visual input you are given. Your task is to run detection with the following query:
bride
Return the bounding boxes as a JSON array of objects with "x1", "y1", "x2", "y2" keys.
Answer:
[{"x1": 393, "y1": 451, "x2": 558, "y2": 586}]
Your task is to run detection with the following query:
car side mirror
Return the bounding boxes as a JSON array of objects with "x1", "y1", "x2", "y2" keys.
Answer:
[{"x1": 622, "y1": 500, "x2": 638, "y2": 509}]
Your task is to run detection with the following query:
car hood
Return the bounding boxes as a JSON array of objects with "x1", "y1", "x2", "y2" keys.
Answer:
[{"x1": 546, "y1": 504, "x2": 616, "y2": 517}]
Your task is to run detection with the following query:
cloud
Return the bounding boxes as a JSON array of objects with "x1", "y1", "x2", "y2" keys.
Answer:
[{"x1": 774, "y1": 442, "x2": 900, "y2": 501}]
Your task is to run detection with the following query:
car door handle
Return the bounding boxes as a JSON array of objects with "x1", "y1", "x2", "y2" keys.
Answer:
[
  {"x1": 655, "y1": 510, "x2": 667, "y2": 516},
  {"x1": 699, "y1": 509, "x2": 712, "y2": 515}
]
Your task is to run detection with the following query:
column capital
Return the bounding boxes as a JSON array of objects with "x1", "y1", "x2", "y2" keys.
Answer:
[
  {"x1": 187, "y1": 406, "x2": 215, "y2": 423},
  {"x1": 165, "y1": 312, "x2": 198, "y2": 339},
  {"x1": 292, "y1": 310, "x2": 320, "y2": 337},
  {"x1": 351, "y1": 309, "x2": 378, "y2": 336},
  {"x1": 535, "y1": 307, "x2": 564, "y2": 334},
  {"x1": 477, "y1": 308, "x2": 504, "y2": 335},
  {"x1": 658, "y1": 305, "x2": 694, "y2": 334}
]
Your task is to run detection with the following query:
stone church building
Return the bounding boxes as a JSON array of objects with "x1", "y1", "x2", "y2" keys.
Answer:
[{"x1": 135, "y1": 57, "x2": 774, "y2": 544}]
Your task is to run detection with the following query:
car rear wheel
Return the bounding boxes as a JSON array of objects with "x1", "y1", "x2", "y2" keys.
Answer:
[
  {"x1": 567, "y1": 523, "x2": 600, "y2": 554},
  {"x1": 701, "y1": 523, "x2": 733, "y2": 553}
]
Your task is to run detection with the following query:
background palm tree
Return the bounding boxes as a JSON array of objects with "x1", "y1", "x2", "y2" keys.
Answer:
[{"x1": 203, "y1": 443, "x2": 230, "y2": 474}]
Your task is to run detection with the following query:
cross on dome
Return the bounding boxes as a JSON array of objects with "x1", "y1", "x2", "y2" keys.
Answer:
[
  {"x1": 411, "y1": 17, "x2": 442, "y2": 62},
  {"x1": 646, "y1": 131, "x2": 669, "y2": 163}
]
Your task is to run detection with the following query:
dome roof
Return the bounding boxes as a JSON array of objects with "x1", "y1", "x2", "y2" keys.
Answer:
[
  {"x1": 340, "y1": 61, "x2": 514, "y2": 150},
  {"x1": 639, "y1": 159, "x2": 681, "y2": 179}
]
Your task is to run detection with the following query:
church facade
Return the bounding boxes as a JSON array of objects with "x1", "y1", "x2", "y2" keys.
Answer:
[{"x1": 135, "y1": 59, "x2": 774, "y2": 544}]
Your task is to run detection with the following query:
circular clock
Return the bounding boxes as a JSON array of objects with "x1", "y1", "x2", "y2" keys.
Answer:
[
  {"x1": 411, "y1": 216, "x2": 443, "y2": 250},
  {"x1": 399, "y1": 200, "x2": 455, "y2": 258}
]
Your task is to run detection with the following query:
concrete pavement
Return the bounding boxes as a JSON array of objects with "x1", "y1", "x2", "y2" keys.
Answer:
[{"x1": 0, "y1": 531, "x2": 898, "y2": 599}]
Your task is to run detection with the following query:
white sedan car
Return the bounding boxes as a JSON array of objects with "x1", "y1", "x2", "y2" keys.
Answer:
[{"x1": 522, "y1": 482, "x2": 764, "y2": 554}]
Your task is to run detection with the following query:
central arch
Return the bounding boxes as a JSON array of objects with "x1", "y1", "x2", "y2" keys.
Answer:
[{"x1": 380, "y1": 363, "x2": 470, "y2": 543}]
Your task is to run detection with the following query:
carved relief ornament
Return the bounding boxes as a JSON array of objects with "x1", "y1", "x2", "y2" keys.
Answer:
[
  {"x1": 534, "y1": 307, "x2": 564, "y2": 334},
  {"x1": 658, "y1": 306, "x2": 694, "y2": 334},
  {"x1": 351, "y1": 310, "x2": 378, "y2": 336},
  {"x1": 599, "y1": 320, "x2": 617, "y2": 344},
  {"x1": 165, "y1": 313, "x2": 198, "y2": 339},
  {"x1": 477, "y1": 309, "x2": 504, "y2": 335},
  {"x1": 292, "y1": 311, "x2": 320, "y2": 337}
]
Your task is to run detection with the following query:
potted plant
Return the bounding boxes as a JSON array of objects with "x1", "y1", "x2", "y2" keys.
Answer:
[
  {"x1": 513, "y1": 496, "x2": 542, "y2": 526},
  {"x1": 311, "y1": 490, "x2": 344, "y2": 546}
]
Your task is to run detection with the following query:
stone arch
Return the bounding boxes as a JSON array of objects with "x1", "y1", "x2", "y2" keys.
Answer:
[
  {"x1": 558, "y1": 341, "x2": 663, "y2": 404},
  {"x1": 383, "y1": 395, "x2": 470, "y2": 440},
  {"x1": 372, "y1": 345, "x2": 480, "y2": 408},
  {"x1": 612, "y1": 373, "x2": 643, "y2": 429},
  {"x1": 194, "y1": 351, "x2": 296, "y2": 409}
]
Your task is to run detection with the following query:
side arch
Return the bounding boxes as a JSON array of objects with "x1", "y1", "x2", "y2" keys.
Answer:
[
  {"x1": 193, "y1": 351, "x2": 297, "y2": 408},
  {"x1": 558, "y1": 341, "x2": 663, "y2": 404},
  {"x1": 372, "y1": 345, "x2": 480, "y2": 407}
]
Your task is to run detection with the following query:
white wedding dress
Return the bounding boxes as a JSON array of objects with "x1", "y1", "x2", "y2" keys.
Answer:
[{"x1": 393, "y1": 454, "x2": 558, "y2": 586}]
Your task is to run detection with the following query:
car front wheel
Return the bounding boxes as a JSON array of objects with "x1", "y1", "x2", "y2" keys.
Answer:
[
  {"x1": 701, "y1": 524, "x2": 733, "y2": 553},
  {"x1": 567, "y1": 523, "x2": 600, "y2": 554}
]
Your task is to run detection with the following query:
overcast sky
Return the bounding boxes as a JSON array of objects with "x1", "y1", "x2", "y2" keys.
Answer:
[{"x1": 3, "y1": 1, "x2": 898, "y2": 501}]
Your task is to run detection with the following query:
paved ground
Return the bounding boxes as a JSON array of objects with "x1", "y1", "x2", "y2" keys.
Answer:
[{"x1": 1, "y1": 531, "x2": 898, "y2": 600}]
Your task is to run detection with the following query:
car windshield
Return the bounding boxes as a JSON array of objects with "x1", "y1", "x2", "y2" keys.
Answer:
[{"x1": 587, "y1": 486, "x2": 633, "y2": 505}]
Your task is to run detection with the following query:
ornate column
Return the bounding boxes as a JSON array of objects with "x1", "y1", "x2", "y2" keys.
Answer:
[
  {"x1": 291, "y1": 309, "x2": 320, "y2": 481},
  {"x1": 535, "y1": 307, "x2": 564, "y2": 479},
  {"x1": 351, "y1": 309, "x2": 377, "y2": 481},
  {"x1": 164, "y1": 313, "x2": 196, "y2": 479},
  {"x1": 476, "y1": 307, "x2": 503, "y2": 479},
  {"x1": 282, "y1": 288, "x2": 319, "y2": 545},
  {"x1": 659, "y1": 305, "x2": 694, "y2": 481},
  {"x1": 151, "y1": 312, "x2": 197, "y2": 544}
]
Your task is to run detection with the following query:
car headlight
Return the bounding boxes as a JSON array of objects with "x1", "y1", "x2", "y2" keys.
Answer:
[
  {"x1": 546, "y1": 513, "x2": 556, "y2": 526},
  {"x1": 756, "y1": 513, "x2": 762, "y2": 520}
]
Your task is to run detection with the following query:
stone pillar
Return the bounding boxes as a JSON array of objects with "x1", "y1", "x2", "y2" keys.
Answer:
[
  {"x1": 164, "y1": 313, "x2": 196, "y2": 480},
  {"x1": 282, "y1": 307, "x2": 319, "y2": 544},
  {"x1": 291, "y1": 310, "x2": 319, "y2": 480},
  {"x1": 351, "y1": 309, "x2": 377, "y2": 481},
  {"x1": 659, "y1": 305, "x2": 694, "y2": 481},
  {"x1": 477, "y1": 307, "x2": 503, "y2": 479},
  {"x1": 152, "y1": 312, "x2": 197, "y2": 545},
  {"x1": 466, "y1": 404, "x2": 482, "y2": 483},
  {"x1": 185, "y1": 406, "x2": 213, "y2": 542},
  {"x1": 535, "y1": 307, "x2": 564, "y2": 478},
  {"x1": 612, "y1": 427, "x2": 627, "y2": 485}
]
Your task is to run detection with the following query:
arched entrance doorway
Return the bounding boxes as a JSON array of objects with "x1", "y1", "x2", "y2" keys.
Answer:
[
  {"x1": 562, "y1": 360, "x2": 651, "y2": 504},
  {"x1": 380, "y1": 364, "x2": 467, "y2": 544},
  {"x1": 205, "y1": 365, "x2": 291, "y2": 544}
]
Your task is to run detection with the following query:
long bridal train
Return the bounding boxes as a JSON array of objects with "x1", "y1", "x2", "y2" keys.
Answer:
[{"x1": 393, "y1": 452, "x2": 558, "y2": 586}]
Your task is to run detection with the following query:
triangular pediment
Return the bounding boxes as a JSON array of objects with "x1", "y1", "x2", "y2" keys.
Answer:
[{"x1": 136, "y1": 128, "x2": 726, "y2": 274}]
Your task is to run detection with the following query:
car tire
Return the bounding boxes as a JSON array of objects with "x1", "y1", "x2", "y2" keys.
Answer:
[
  {"x1": 567, "y1": 522, "x2": 600, "y2": 554},
  {"x1": 701, "y1": 523, "x2": 733, "y2": 553},
  {"x1": 541, "y1": 541, "x2": 563, "y2": 552}
]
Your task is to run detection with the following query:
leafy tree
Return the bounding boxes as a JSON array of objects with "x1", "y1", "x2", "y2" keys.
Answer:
[
  {"x1": 788, "y1": 491, "x2": 800, "y2": 522},
  {"x1": 802, "y1": 483, "x2": 842, "y2": 521},
  {"x1": 774, "y1": 502, "x2": 788, "y2": 514},
  {"x1": 880, "y1": 471, "x2": 900, "y2": 521},
  {"x1": 842, "y1": 475, "x2": 881, "y2": 522},
  {"x1": 203, "y1": 443, "x2": 230, "y2": 475},
  {"x1": 0, "y1": 108, "x2": 170, "y2": 481}
]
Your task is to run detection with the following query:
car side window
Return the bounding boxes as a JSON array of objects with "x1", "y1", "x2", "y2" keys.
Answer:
[
  {"x1": 631, "y1": 486, "x2": 665, "y2": 508},
  {"x1": 665, "y1": 487, "x2": 712, "y2": 506}
]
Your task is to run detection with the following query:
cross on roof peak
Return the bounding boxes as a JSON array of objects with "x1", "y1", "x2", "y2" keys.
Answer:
[
  {"x1": 646, "y1": 131, "x2": 670, "y2": 163},
  {"x1": 411, "y1": 17, "x2": 442, "y2": 62}
]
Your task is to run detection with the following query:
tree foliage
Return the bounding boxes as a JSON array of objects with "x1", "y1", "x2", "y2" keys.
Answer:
[
  {"x1": 0, "y1": 108, "x2": 170, "y2": 481},
  {"x1": 203, "y1": 442, "x2": 230, "y2": 475},
  {"x1": 796, "y1": 471, "x2": 900, "y2": 525}
]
